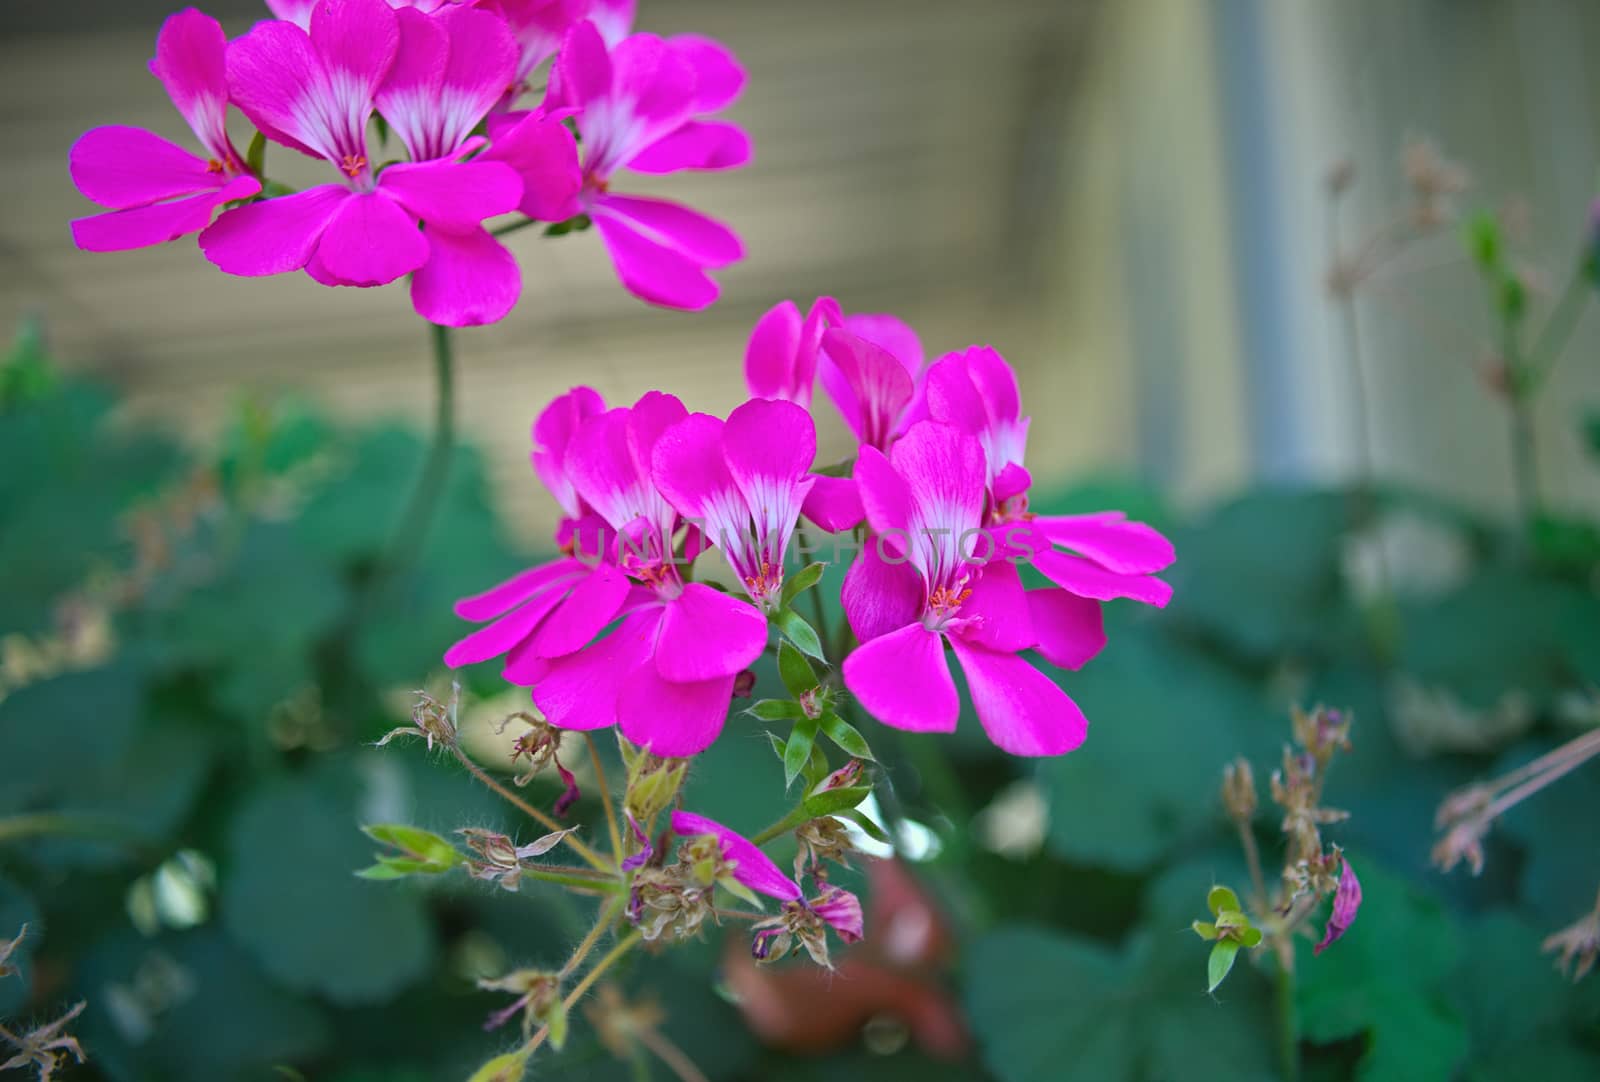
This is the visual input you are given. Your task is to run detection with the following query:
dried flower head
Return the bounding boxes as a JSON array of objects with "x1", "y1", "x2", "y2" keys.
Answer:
[
  {"x1": 379, "y1": 682, "x2": 460, "y2": 751},
  {"x1": 495, "y1": 712, "x2": 581, "y2": 813},
  {"x1": 1, "y1": 1000, "x2": 87, "y2": 1081},
  {"x1": 1221, "y1": 757, "x2": 1258, "y2": 822},
  {"x1": 478, "y1": 968, "x2": 562, "y2": 1037},
  {"x1": 1402, "y1": 137, "x2": 1469, "y2": 229},
  {"x1": 457, "y1": 827, "x2": 579, "y2": 892},
  {"x1": 793, "y1": 816, "x2": 859, "y2": 881},
  {"x1": 0, "y1": 925, "x2": 25, "y2": 981},
  {"x1": 1542, "y1": 889, "x2": 1600, "y2": 983}
]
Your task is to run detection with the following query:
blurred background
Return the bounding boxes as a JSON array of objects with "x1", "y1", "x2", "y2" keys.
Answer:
[{"x1": 3, "y1": 2, "x2": 1600, "y2": 1081}]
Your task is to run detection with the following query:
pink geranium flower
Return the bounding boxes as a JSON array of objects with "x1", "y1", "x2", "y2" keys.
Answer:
[
  {"x1": 651, "y1": 398, "x2": 817, "y2": 609},
  {"x1": 548, "y1": 19, "x2": 747, "y2": 309},
  {"x1": 69, "y1": 9, "x2": 262, "y2": 253},
  {"x1": 264, "y1": 0, "x2": 446, "y2": 30},
  {"x1": 199, "y1": 0, "x2": 524, "y2": 325},
  {"x1": 922, "y1": 343, "x2": 1174, "y2": 671},
  {"x1": 841, "y1": 421, "x2": 1090, "y2": 756}
]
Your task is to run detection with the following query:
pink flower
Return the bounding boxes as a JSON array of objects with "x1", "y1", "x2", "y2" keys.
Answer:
[
  {"x1": 549, "y1": 19, "x2": 746, "y2": 309},
  {"x1": 921, "y1": 344, "x2": 1174, "y2": 671},
  {"x1": 651, "y1": 398, "x2": 817, "y2": 609},
  {"x1": 264, "y1": 0, "x2": 447, "y2": 31},
  {"x1": 1313, "y1": 857, "x2": 1362, "y2": 956},
  {"x1": 199, "y1": 0, "x2": 525, "y2": 325},
  {"x1": 449, "y1": 392, "x2": 769, "y2": 756},
  {"x1": 69, "y1": 9, "x2": 262, "y2": 253},
  {"x1": 841, "y1": 421, "x2": 1089, "y2": 756},
  {"x1": 473, "y1": 0, "x2": 634, "y2": 94},
  {"x1": 669, "y1": 812, "x2": 864, "y2": 947}
]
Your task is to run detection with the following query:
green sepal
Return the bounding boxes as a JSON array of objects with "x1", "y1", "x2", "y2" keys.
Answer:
[
  {"x1": 819, "y1": 712, "x2": 874, "y2": 760},
  {"x1": 748, "y1": 699, "x2": 805, "y2": 722},
  {"x1": 1207, "y1": 939, "x2": 1241, "y2": 994},
  {"x1": 774, "y1": 609, "x2": 826, "y2": 662},
  {"x1": 784, "y1": 717, "x2": 820, "y2": 787},
  {"x1": 780, "y1": 562, "x2": 826, "y2": 608},
  {"x1": 1206, "y1": 885, "x2": 1242, "y2": 917},
  {"x1": 245, "y1": 130, "x2": 267, "y2": 177},
  {"x1": 842, "y1": 808, "x2": 890, "y2": 844},
  {"x1": 776, "y1": 639, "x2": 818, "y2": 696}
]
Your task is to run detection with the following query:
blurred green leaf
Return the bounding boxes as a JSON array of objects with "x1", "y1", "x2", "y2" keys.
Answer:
[
  {"x1": 1296, "y1": 856, "x2": 1467, "y2": 1082},
  {"x1": 966, "y1": 923, "x2": 1275, "y2": 1082},
  {"x1": 222, "y1": 769, "x2": 435, "y2": 1005},
  {"x1": 1206, "y1": 940, "x2": 1240, "y2": 994},
  {"x1": 1495, "y1": 739, "x2": 1600, "y2": 925}
]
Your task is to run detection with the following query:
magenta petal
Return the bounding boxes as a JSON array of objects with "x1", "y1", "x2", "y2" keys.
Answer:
[
  {"x1": 667, "y1": 34, "x2": 745, "y2": 112},
  {"x1": 225, "y1": 20, "x2": 329, "y2": 154},
  {"x1": 853, "y1": 445, "x2": 915, "y2": 539},
  {"x1": 802, "y1": 475, "x2": 864, "y2": 534},
  {"x1": 949, "y1": 637, "x2": 1087, "y2": 756},
  {"x1": 411, "y1": 225, "x2": 521, "y2": 326},
  {"x1": 627, "y1": 120, "x2": 752, "y2": 173},
  {"x1": 1034, "y1": 549, "x2": 1173, "y2": 608},
  {"x1": 654, "y1": 582, "x2": 767, "y2": 682},
  {"x1": 443, "y1": 581, "x2": 571, "y2": 668},
  {"x1": 670, "y1": 811, "x2": 802, "y2": 902},
  {"x1": 841, "y1": 537, "x2": 924, "y2": 643},
  {"x1": 590, "y1": 203, "x2": 719, "y2": 310},
  {"x1": 533, "y1": 390, "x2": 607, "y2": 521},
  {"x1": 723, "y1": 398, "x2": 816, "y2": 505},
  {"x1": 618, "y1": 666, "x2": 735, "y2": 757},
  {"x1": 309, "y1": 0, "x2": 400, "y2": 100},
  {"x1": 70, "y1": 126, "x2": 219, "y2": 209},
  {"x1": 200, "y1": 184, "x2": 349, "y2": 276},
  {"x1": 530, "y1": 562, "x2": 632, "y2": 658},
  {"x1": 71, "y1": 176, "x2": 260, "y2": 253},
  {"x1": 745, "y1": 299, "x2": 804, "y2": 403},
  {"x1": 486, "y1": 112, "x2": 582, "y2": 221},
  {"x1": 994, "y1": 461, "x2": 1032, "y2": 503},
  {"x1": 651, "y1": 413, "x2": 733, "y2": 520},
  {"x1": 957, "y1": 561, "x2": 1034, "y2": 653},
  {"x1": 380, "y1": 160, "x2": 523, "y2": 231},
  {"x1": 1027, "y1": 588, "x2": 1106, "y2": 670},
  {"x1": 842, "y1": 623, "x2": 958, "y2": 733},
  {"x1": 809, "y1": 886, "x2": 864, "y2": 942},
  {"x1": 555, "y1": 20, "x2": 612, "y2": 110},
  {"x1": 887, "y1": 421, "x2": 987, "y2": 534},
  {"x1": 819, "y1": 329, "x2": 914, "y2": 451},
  {"x1": 455, "y1": 559, "x2": 588, "y2": 622},
  {"x1": 842, "y1": 313, "x2": 923, "y2": 375},
  {"x1": 313, "y1": 190, "x2": 427, "y2": 286},
  {"x1": 265, "y1": 0, "x2": 318, "y2": 29},
  {"x1": 1035, "y1": 514, "x2": 1176, "y2": 575},
  {"x1": 152, "y1": 9, "x2": 234, "y2": 163},
  {"x1": 1314, "y1": 859, "x2": 1362, "y2": 955},
  {"x1": 531, "y1": 611, "x2": 658, "y2": 731},
  {"x1": 597, "y1": 194, "x2": 741, "y2": 266}
]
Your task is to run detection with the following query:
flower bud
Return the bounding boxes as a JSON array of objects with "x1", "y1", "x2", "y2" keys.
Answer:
[{"x1": 623, "y1": 750, "x2": 688, "y2": 825}]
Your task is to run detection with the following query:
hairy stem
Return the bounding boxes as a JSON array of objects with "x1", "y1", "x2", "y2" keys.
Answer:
[
  {"x1": 1236, "y1": 819, "x2": 1269, "y2": 915},
  {"x1": 562, "y1": 897, "x2": 624, "y2": 978},
  {"x1": 524, "y1": 930, "x2": 645, "y2": 1056},
  {"x1": 450, "y1": 746, "x2": 611, "y2": 873},
  {"x1": 586, "y1": 733, "x2": 625, "y2": 862},
  {"x1": 635, "y1": 1026, "x2": 712, "y2": 1082},
  {"x1": 1274, "y1": 958, "x2": 1300, "y2": 1082}
]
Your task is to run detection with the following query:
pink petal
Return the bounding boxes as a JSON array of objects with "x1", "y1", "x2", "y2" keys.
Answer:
[
  {"x1": 842, "y1": 623, "x2": 958, "y2": 733},
  {"x1": 809, "y1": 886, "x2": 864, "y2": 942},
  {"x1": 1034, "y1": 514, "x2": 1176, "y2": 575},
  {"x1": 802, "y1": 474, "x2": 864, "y2": 533},
  {"x1": 670, "y1": 811, "x2": 802, "y2": 902},
  {"x1": 200, "y1": 184, "x2": 349, "y2": 276},
  {"x1": 722, "y1": 398, "x2": 816, "y2": 509},
  {"x1": 435, "y1": 6, "x2": 518, "y2": 147},
  {"x1": 531, "y1": 611, "x2": 658, "y2": 731},
  {"x1": 1314, "y1": 859, "x2": 1362, "y2": 955},
  {"x1": 843, "y1": 313, "x2": 923, "y2": 376},
  {"x1": 744, "y1": 300, "x2": 805, "y2": 404},
  {"x1": 69, "y1": 126, "x2": 220, "y2": 209},
  {"x1": 994, "y1": 461, "x2": 1032, "y2": 503},
  {"x1": 444, "y1": 577, "x2": 575, "y2": 667},
  {"x1": 596, "y1": 194, "x2": 741, "y2": 266},
  {"x1": 654, "y1": 582, "x2": 768, "y2": 682},
  {"x1": 485, "y1": 112, "x2": 583, "y2": 221},
  {"x1": 888, "y1": 421, "x2": 987, "y2": 536},
  {"x1": 618, "y1": 666, "x2": 736, "y2": 757},
  {"x1": 819, "y1": 329, "x2": 915, "y2": 451},
  {"x1": 225, "y1": 21, "x2": 331, "y2": 157},
  {"x1": 924, "y1": 355, "x2": 987, "y2": 433},
  {"x1": 1027, "y1": 588, "x2": 1106, "y2": 670},
  {"x1": 1033, "y1": 549, "x2": 1173, "y2": 608},
  {"x1": 454, "y1": 557, "x2": 589, "y2": 622},
  {"x1": 554, "y1": 19, "x2": 612, "y2": 110},
  {"x1": 567, "y1": 409, "x2": 644, "y2": 528},
  {"x1": 314, "y1": 189, "x2": 427, "y2": 286},
  {"x1": 151, "y1": 9, "x2": 236, "y2": 165},
  {"x1": 841, "y1": 535, "x2": 924, "y2": 643},
  {"x1": 590, "y1": 0, "x2": 636, "y2": 45},
  {"x1": 529, "y1": 562, "x2": 632, "y2": 658},
  {"x1": 651, "y1": 412, "x2": 733, "y2": 520},
  {"x1": 667, "y1": 34, "x2": 745, "y2": 112},
  {"x1": 72, "y1": 176, "x2": 260, "y2": 252},
  {"x1": 590, "y1": 203, "x2": 720, "y2": 310},
  {"x1": 310, "y1": 0, "x2": 400, "y2": 102},
  {"x1": 265, "y1": 0, "x2": 317, "y2": 30},
  {"x1": 949, "y1": 637, "x2": 1087, "y2": 756},
  {"x1": 627, "y1": 119, "x2": 751, "y2": 173},
  {"x1": 411, "y1": 225, "x2": 521, "y2": 326},
  {"x1": 853, "y1": 445, "x2": 914, "y2": 540},
  {"x1": 956, "y1": 561, "x2": 1034, "y2": 653},
  {"x1": 533, "y1": 389, "x2": 608, "y2": 521},
  {"x1": 374, "y1": 8, "x2": 450, "y2": 155},
  {"x1": 379, "y1": 159, "x2": 523, "y2": 231},
  {"x1": 595, "y1": 33, "x2": 697, "y2": 173}
]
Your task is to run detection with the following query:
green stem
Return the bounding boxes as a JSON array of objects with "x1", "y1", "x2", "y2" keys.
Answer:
[
  {"x1": 1275, "y1": 958, "x2": 1300, "y2": 1082},
  {"x1": 1525, "y1": 259, "x2": 1593, "y2": 392},
  {"x1": 524, "y1": 930, "x2": 645, "y2": 1055},
  {"x1": 382, "y1": 323, "x2": 457, "y2": 576},
  {"x1": 492, "y1": 217, "x2": 539, "y2": 238},
  {"x1": 523, "y1": 867, "x2": 626, "y2": 893},
  {"x1": 1508, "y1": 394, "x2": 1541, "y2": 529}
]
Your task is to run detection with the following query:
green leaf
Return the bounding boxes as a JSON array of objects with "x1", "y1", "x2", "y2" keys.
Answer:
[
  {"x1": 779, "y1": 561, "x2": 826, "y2": 608},
  {"x1": 245, "y1": 130, "x2": 267, "y2": 177},
  {"x1": 747, "y1": 698, "x2": 804, "y2": 722},
  {"x1": 776, "y1": 639, "x2": 818, "y2": 697},
  {"x1": 465, "y1": 1051, "x2": 528, "y2": 1082},
  {"x1": 818, "y1": 712, "x2": 874, "y2": 760},
  {"x1": 783, "y1": 717, "x2": 820, "y2": 786},
  {"x1": 966, "y1": 923, "x2": 1276, "y2": 1082},
  {"x1": 222, "y1": 766, "x2": 435, "y2": 1004},
  {"x1": 800, "y1": 784, "x2": 872, "y2": 819},
  {"x1": 1296, "y1": 855, "x2": 1468, "y2": 1082},
  {"x1": 361, "y1": 823, "x2": 461, "y2": 871},
  {"x1": 1463, "y1": 210, "x2": 1501, "y2": 270},
  {"x1": 841, "y1": 807, "x2": 890, "y2": 843},
  {"x1": 1206, "y1": 940, "x2": 1240, "y2": 994},
  {"x1": 1191, "y1": 920, "x2": 1218, "y2": 941},
  {"x1": 1206, "y1": 886, "x2": 1241, "y2": 918},
  {"x1": 774, "y1": 608, "x2": 826, "y2": 663}
]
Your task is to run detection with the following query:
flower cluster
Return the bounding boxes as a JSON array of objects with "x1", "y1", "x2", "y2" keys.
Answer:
[
  {"x1": 68, "y1": 0, "x2": 749, "y2": 324},
  {"x1": 449, "y1": 296, "x2": 1176, "y2": 760}
]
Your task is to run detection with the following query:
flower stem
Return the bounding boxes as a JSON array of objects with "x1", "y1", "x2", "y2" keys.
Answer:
[
  {"x1": 385, "y1": 322, "x2": 457, "y2": 575},
  {"x1": 450, "y1": 745, "x2": 612, "y2": 873},
  {"x1": 524, "y1": 930, "x2": 645, "y2": 1056},
  {"x1": 492, "y1": 216, "x2": 538, "y2": 238},
  {"x1": 1236, "y1": 819, "x2": 1268, "y2": 915},
  {"x1": 1274, "y1": 958, "x2": 1300, "y2": 1082},
  {"x1": 1525, "y1": 259, "x2": 1593, "y2": 392},
  {"x1": 586, "y1": 733, "x2": 625, "y2": 862},
  {"x1": 635, "y1": 1026, "x2": 712, "y2": 1082},
  {"x1": 522, "y1": 867, "x2": 625, "y2": 893},
  {"x1": 562, "y1": 896, "x2": 624, "y2": 978}
]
